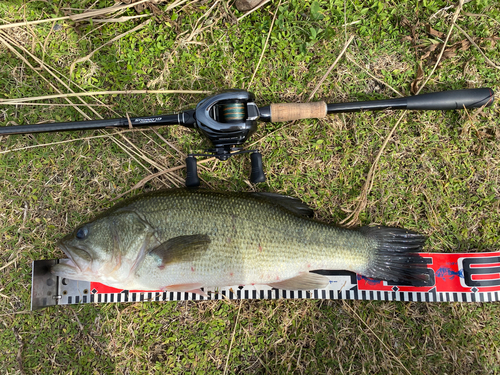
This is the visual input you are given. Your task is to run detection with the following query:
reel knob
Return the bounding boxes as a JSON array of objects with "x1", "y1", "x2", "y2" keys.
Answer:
[
  {"x1": 185, "y1": 155, "x2": 200, "y2": 187},
  {"x1": 249, "y1": 151, "x2": 266, "y2": 184}
]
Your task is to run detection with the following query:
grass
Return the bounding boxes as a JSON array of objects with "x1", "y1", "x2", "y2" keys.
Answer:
[{"x1": 1, "y1": 0, "x2": 499, "y2": 373}]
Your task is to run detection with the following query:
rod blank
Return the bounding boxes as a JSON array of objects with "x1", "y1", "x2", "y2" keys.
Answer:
[{"x1": 0, "y1": 114, "x2": 186, "y2": 136}]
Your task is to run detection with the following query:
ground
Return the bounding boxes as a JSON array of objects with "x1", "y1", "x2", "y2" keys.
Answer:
[{"x1": 0, "y1": 0, "x2": 499, "y2": 374}]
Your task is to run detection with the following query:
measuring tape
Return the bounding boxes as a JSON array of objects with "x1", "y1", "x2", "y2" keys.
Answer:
[{"x1": 31, "y1": 251, "x2": 500, "y2": 310}]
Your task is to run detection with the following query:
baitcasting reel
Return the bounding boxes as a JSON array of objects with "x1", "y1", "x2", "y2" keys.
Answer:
[
  {"x1": 186, "y1": 90, "x2": 265, "y2": 187},
  {"x1": 0, "y1": 87, "x2": 495, "y2": 187}
]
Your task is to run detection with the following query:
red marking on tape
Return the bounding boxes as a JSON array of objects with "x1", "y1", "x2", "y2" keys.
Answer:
[{"x1": 472, "y1": 273, "x2": 500, "y2": 280}]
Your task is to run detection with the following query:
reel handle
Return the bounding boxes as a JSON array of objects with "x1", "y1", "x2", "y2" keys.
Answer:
[{"x1": 185, "y1": 150, "x2": 266, "y2": 187}]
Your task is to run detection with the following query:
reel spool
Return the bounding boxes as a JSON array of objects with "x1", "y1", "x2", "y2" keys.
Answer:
[
  {"x1": 220, "y1": 102, "x2": 246, "y2": 122},
  {"x1": 185, "y1": 90, "x2": 265, "y2": 187}
]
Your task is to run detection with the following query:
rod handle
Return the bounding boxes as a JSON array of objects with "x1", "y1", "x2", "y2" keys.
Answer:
[
  {"x1": 407, "y1": 88, "x2": 494, "y2": 110},
  {"x1": 269, "y1": 101, "x2": 327, "y2": 122}
]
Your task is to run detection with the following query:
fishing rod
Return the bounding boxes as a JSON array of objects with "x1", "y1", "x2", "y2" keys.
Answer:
[{"x1": 0, "y1": 88, "x2": 494, "y2": 186}]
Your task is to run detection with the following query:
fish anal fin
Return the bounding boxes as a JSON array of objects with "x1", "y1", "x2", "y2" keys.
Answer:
[
  {"x1": 149, "y1": 234, "x2": 210, "y2": 267},
  {"x1": 268, "y1": 272, "x2": 329, "y2": 290},
  {"x1": 186, "y1": 289, "x2": 209, "y2": 297},
  {"x1": 162, "y1": 283, "x2": 205, "y2": 296}
]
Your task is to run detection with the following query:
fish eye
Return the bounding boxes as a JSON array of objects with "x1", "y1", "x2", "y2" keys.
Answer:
[{"x1": 76, "y1": 226, "x2": 89, "y2": 240}]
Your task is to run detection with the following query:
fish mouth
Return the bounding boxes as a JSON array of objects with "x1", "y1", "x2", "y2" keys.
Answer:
[
  {"x1": 57, "y1": 241, "x2": 83, "y2": 272},
  {"x1": 51, "y1": 241, "x2": 86, "y2": 279}
]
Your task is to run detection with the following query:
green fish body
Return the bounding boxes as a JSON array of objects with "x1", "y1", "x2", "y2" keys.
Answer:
[{"x1": 52, "y1": 189, "x2": 427, "y2": 294}]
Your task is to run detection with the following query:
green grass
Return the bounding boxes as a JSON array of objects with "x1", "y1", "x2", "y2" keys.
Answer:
[{"x1": 1, "y1": 0, "x2": 500, "y2": 373}]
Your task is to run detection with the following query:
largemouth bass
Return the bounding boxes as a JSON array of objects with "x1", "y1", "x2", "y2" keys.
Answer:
[{"x1": 52, "y1": 189, "x2": 427, "y2": 294}]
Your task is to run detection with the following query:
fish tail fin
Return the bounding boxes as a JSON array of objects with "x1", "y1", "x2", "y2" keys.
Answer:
[{"x1": 360, "y1": 226, "x2": 428, "y2": 284}]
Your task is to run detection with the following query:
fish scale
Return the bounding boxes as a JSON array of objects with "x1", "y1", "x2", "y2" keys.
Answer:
[
  {"x1": 52, "y1": 189, "x2": 427, "y2": 293},
  {"x1": 133, "y1": 192, "x2": 369, "y2": 286}
]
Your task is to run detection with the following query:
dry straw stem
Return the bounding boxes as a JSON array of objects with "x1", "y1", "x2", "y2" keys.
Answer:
[
  {"x1": 115, "y1": 132, "x2": 165, "y2": 172},
  {"x1": 308, "y1": 35, "x2": 355, "y2": 101},
  {"x1": 0, "y1": 0, "x2": 154, "y2": 30},
  {"x1": 223, "y1": 300, "x2": 243, "y2": 375},
  {"x1": 184, "y1": 0, "x2": 221, "y2": 44},
  {"x1": 0, "y1": 126, "x2": 200, "y2": 159},
  {"x1": 416, "y1": 0, "x2": 465, "y2": 94},
  {"x1": 112, "y1": 157, "x2": 216, "y2": 200},
  {"x1": 0, "y1": 102, "x2": 106, "y2": 107},
  {"x1": 150, "y1": 127, "x2": 215, "y2": 174},
  {"x1": 454, "y1": 24, "x2": 500, "y2": 70},
  {"x1": 345, "y1": 52, "x2": 404, "y2": 97},
  {"x1": 0, "y1": 258, "x2": 18, "y2": 272},
  {"x1": 0, "y1": 34, "x2": 94, "y2": 120},
  {"x1": 341, "y1": 0, "x2": 466, "y2": 226},
  {"x1": 0, "y1": 131, "x2": 141, "y2": 155},
  {"x1": 103, "y1": 131, "x2": 169, "y2": 184},
  {"x1": 340, "y1": 111, "x2": 407, "y2": 226},
  {"x1": 343, "y1": 301, "x2": 411, "y2": 375},
  {"x1": 0, "y1": 90, "x2": 210, "y2": 104},
  {"x1": 152, "y1": 129, "x2": 186, "y2": 158},
  {"x1": 237, "y1": 0, "x2": 271, "y2": 21},
  {"x1": 248, "y1": 0, "x2": 282, "y2": 88},
  {"x1": 69, "y1": 19, "x2": 152, "y2": 76},
  {"x1": 0, "y1": 30, "x2": 114, "y2": 118},
  {"x1": 91, "y1": 14, "x2": 151, "y2": 23},
  {"x1": 253, "y1": 36, "x2": 355, "y2": 148},
  {"x1": 463, "y1": 11, "x2": 500, "y2": 27},
  {"x1": 113, "y1": 131, "x2": 186, "y2": 188},
  {"x1": 248, "y1": 35, "x2": 355, "y2": 148}
]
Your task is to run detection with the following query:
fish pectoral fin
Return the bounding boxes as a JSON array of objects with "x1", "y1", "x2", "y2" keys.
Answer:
[
  {"x1": 149, "y1": 234, "x2": 210, "y2": 266},
  {"x1": 268, "y1": 272, "x2": 329, "y2": 290},
  {"x1": 162, "y1": 283, "x2": 206, "y2": 296}
]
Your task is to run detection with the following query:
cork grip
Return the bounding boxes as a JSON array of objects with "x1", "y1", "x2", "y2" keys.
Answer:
[{"x1": 270, "y1": 101, "x2": 327, "y2": 122}]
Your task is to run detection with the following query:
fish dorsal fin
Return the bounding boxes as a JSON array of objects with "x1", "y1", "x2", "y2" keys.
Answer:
[
  {"x1": 250, "y1": 192, "x2": 314, "y2": 217},
  {"x1": 149, "y1": 234, "x2": 211, "y2": 267},
  {"x1": 267, "y1": 272, "x2": 329, "y2": 290}
]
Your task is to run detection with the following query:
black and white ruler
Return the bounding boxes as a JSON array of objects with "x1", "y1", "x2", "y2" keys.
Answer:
[{"x1": 31, "y1": 251, "x2": 500, "y2": 310}]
